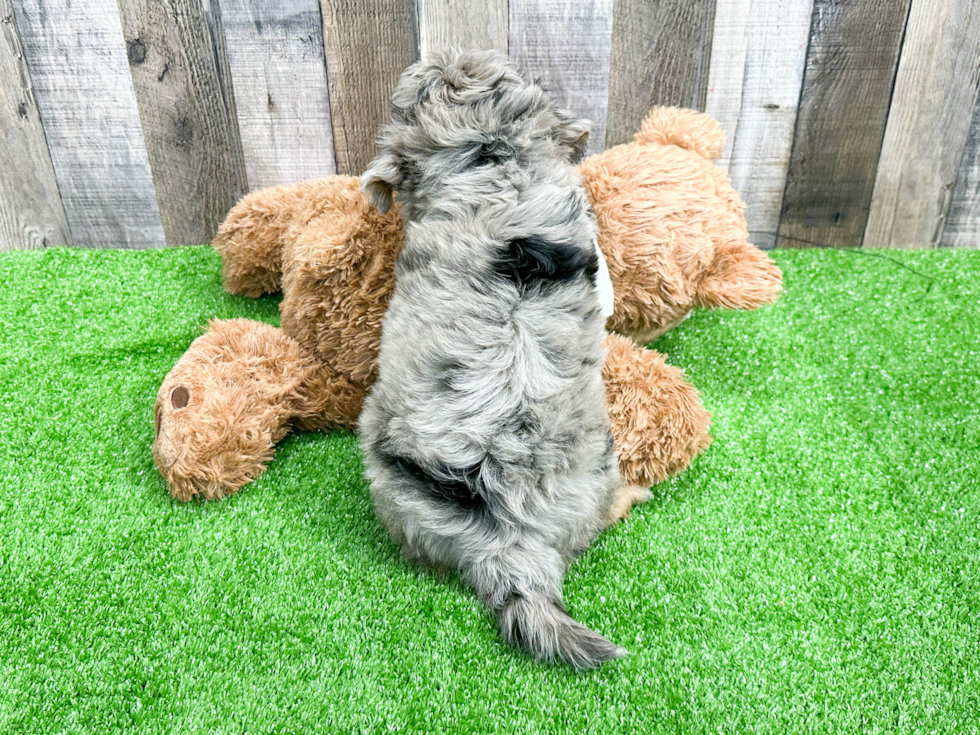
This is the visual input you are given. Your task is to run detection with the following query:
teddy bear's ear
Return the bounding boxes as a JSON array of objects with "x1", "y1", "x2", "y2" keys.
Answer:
[
  {"x1": 554, "y1": 109, "x2": 590, "y2": 164},
  {"x1": 633, "y1": 107, "x2": 726, "y2": 161},
  {"x1": 362, "y1": 149, "x2": 403, "y2": 214}
]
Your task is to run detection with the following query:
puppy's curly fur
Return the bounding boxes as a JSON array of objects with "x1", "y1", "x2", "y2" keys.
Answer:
[{"x1": 358, "y1": 50, "x2": 631, "y2": 669}]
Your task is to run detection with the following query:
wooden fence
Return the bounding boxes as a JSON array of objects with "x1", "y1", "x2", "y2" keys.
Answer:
[{"x1": 1, "y1": 0, "x2": 978, "y2": 251}]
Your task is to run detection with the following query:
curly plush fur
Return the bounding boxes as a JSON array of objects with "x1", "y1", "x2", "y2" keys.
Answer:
[
  {"x1": 357, "y1": 50, "x2": 634, "y2": 669},
  {"x1": 153, "y1": 102, "x2": 782, "y2": 502},
  {"x1": 153, "y1": 319, "x2": 348, "y2": 501},
  {"x1": 582, "y1": 106, "x2": 782, "y2": 342}
]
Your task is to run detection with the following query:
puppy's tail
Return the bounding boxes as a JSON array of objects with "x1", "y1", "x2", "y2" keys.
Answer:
[
  {"x1": 463, "y1": 546, "x2": 626, "y2": 670},
  {"x1": 497, "y1": 590, "x2": 627, "y2": 670}
]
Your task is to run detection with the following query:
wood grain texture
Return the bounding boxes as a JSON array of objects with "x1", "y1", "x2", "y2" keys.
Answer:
[
  {"x1": 510, "y1": 0, "x2": 614, "y2": 156},
  {"x1": 117, "y1": 0, "x2": 247, "y2": 245},
  {"x1": 777, "y1": 0, "x2": 912, "y2": 249},
  {"x1": 202, "y1": 0, "x2": 246, "y2": 162},
  {"x1": 418, "y1": 0, "x2": 507, "y2": 55},
  {"x1": 0, "y1": 0, "x2": 70, "y2": 250},
  {"x1": 705, "y1": 0, "x2": 813, "y2": 250},
  {"x1": 320, "y1": 0, "x2": 418, "y2": 175},
  {"x1": 11, "y1": 0, "x2": 166, "y2": 248},
  {"x1": 863, "y1": 0, "x2": 980, "y2": 249},
  {"x1": 220, "y1": 0, "x2": 337, "y2": 190},
  {"x1": 704, "y1": 0, "x2": 749, "y2": 161},
  {"x1": 606, "y1": 0, "x2": 716, "y2": 147},
  {"x1": 942, "y1": 95, "x2": 980, "y2": 248}
]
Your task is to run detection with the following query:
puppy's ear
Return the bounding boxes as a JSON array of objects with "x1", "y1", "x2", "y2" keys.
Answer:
[
  {"x1": 362, "y1": 149, "x2": 402, "y2": 214},
  {"x1": 555, "y1": 110, "x2": 590, "y2": 164}
]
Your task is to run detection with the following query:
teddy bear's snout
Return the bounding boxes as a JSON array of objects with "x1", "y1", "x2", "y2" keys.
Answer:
[
  {"x1": 152, "y1": 423, "x2": 179, "y2": 471},
  {"x1": 153, "y1": 385, "x2": 192, "y2": 471}
]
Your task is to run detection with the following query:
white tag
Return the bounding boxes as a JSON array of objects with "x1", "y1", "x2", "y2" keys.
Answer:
[{"x1": 593, "y1": 237, "x2": 615, "y2": 319}]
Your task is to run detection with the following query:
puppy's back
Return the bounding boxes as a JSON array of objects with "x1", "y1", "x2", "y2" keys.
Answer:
[{"x1": 359, "y1": 49, "x2": 624, "y2": 669}]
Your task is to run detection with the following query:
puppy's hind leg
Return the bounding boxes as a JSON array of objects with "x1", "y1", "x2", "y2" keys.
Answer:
[{"x1": 459, "y1": 541, "x2": 627, "y2": 670}]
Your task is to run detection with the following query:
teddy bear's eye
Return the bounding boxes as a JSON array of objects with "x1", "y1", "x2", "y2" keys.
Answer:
[{"x1": 171, "y1": 386, "x2": 190, "y2": 409}]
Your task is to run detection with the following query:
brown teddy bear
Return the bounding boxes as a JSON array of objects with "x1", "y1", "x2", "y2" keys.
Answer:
[{"x1": 153, "y1": 106, "x2": 781, "y2": 504}]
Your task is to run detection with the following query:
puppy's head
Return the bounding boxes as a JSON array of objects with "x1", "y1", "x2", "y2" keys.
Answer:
[{"x1": 363, "y1": 49, "x2": 590, "y2": 216}]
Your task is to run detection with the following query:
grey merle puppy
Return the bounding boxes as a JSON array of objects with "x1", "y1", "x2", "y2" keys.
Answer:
[{"x1": 359, "y1": 49, "x2": 630, "y2": 669}]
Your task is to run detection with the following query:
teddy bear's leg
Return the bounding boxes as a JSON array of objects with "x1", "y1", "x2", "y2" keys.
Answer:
[
  {"x1": 602, "y1": 333, "x2": 712, "y2": 494},
  {"x1": 694, "y1": 238, "x2": 783, "y2": 311},
  {"x1": 213, "y1": 182, "x2": 321, "y2": 298},
  {"x1": 153, "y1": 318, "x2": 364, "y2": 501}
]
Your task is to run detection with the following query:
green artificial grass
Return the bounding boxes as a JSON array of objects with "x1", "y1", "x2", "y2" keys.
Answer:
[{"x1": 0, "y1": 245, "x2": 978, "y2": 733}]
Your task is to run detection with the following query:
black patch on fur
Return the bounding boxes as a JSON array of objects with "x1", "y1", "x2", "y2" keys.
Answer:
[
  {"x1": 511, "y1": 409, "x2": 540, "y2": 438},
  {"x1": 507, "y1": 613, "x2": 530, "y2": 651},
  {"x1": 502, "y1": 590, "x2": 524, "y2": 607},
  {"x1": 539, "y1": 340, "x2": 564, "y2": 366},
  {"x1": 400, "y1": 160, "x2": 423, "y2": 192},
  {"x1": 553, "y1": 432, "x2": 578, "y2": 451},
  {"x1": 593, "y1": 432, "x2": 617, "y2": 475},
  {"x1": 500, "y1": 591, "x2": 535, "y2": 651},
  {"x1": 435, "y1": 358, "x2": 464, "y2": 392},
  {"x1": 380, "y1": 451, "x2": 486, "y2": 512},
  {"x1": 391, "y1": 104, "x2": 417, "y2": 125},
  {"x1": 494, "y1": 236, "x2": 598, "y2": 287},
  {"x1": 472, "y1": 139, "x2": 516, "y2": 167},
  {"x1": 421, "y1": 208, "x2": 453, "y2": 222}
]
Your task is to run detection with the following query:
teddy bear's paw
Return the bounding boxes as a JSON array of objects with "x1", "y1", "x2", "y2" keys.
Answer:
[
  {"x1": 695, "y1": 240, "x2": 783, "y2": 311},
  {"x1": 603, "y1": 333, "x2": 712, "y2": 488},
  {"x1": 213, "y1": 182, "x2": 328, "y2": 297},
  {"x1": 605, "y1": 485, "x2": 654, "y2": 526}
]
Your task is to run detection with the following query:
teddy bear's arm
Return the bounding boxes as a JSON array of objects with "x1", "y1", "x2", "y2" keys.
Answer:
[
  {"x1": 602, "y1": 333, "x2": 712, "y2": 488},
  {"x1": 278, "y1": 180, "x2": 405, "y2": 387},
  {"x1": 213, "y1": 181, "x2": 325, "y2": 298}
]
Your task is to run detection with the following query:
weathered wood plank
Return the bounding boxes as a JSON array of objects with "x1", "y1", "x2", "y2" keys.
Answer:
[
  {"x1": 510, "y1": 0, "x2": 614, "y2": 156},
  {"x1": 11, "y1": 0, "x2": 166, "y2": 248},
  {"x1": 220, "y1": 0, "x2": 337, "y2": 189},
  {"x1": 863, "y1": 0, "x2": 980, "y2": 249},
  {"x1": 201, "y1": 0, "x2": 240, "y2": 145},
  {"x1": 943, "y1": 94, "x2": 980, "y2": 248},
  {"x1": 705, "y1": 0, "x2": 813, "y2": 250},
  {"x1": 116, "y1": 0, "x2": 247, "y2": 245},
  {"x1": 0, "y1": 0, "x2": 70, "y2": 250},
  {"x1": 320, "y1": 0, "x2": 418, "y2": 176},
  {"x1": 777, "y1": 0, "x2": 912, "y2": 249},
  {"x1": 703, "y1": 0, "x2": 749, "y2": 162},
  {"x1": 418, "y1": 0, "x2": 507, "y2": 56},
  {"x1": 606, "y1": 0, "x2": 716, "y2": 147}
]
